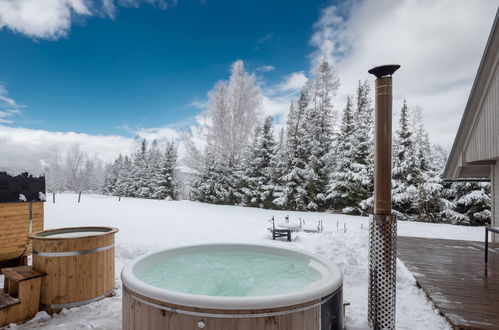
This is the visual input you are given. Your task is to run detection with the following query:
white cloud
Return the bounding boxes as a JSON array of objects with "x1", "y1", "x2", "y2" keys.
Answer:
[
  {"x1": 255, "y1": 32, "x2": 273, "y2": 49},
  {"x1": 132, "y1": 126, "x2": 180, "y2": 141},
  {"x1": 310, "y1": 0, "x2": 498, "y2": 147},
  {"x1": 189, "y1": 99, "x2": 209, "y2": 110},
  {"x1": 0, "y1": 0, "x2": 171, "y2": 40},
  {"x1": 261, "y1": 94, "x2": 290, "y2": 118},
  {"x1": 0, "y1": 125, "x2": 135, "y2": 173},
  {"x1": 0, "y1": 84, "x2": 23, "y2": 123},
  {"x1": 256, "y1": 65, "x2": 275, "y2": 72},
  {"x1": 279, "y1": 71, "x2": 308, "y2": 91}
]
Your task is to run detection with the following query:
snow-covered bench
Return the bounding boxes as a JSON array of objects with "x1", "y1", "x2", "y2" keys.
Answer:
[{"x1": 268, "y1": 216, "x2": 292, "y2": 242}]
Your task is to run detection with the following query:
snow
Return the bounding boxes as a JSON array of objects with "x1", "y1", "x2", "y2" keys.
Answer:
[{"x1": 6, "y1": 194, "x2": 484, "y2": 329}]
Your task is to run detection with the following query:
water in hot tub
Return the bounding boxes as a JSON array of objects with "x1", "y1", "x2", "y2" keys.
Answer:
[{"x1": 137, "y1": 251, "x2": 322, "y2": 297}]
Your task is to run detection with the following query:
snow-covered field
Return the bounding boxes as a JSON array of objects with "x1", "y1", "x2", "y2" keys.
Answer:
[{"x1": 6, "y1": 194, "x2": 484, "y2": 329}]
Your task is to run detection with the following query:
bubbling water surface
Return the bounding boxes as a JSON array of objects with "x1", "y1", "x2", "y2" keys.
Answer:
[{"x1": 137, "y1": 251, "x2": 321, "y2": 297}]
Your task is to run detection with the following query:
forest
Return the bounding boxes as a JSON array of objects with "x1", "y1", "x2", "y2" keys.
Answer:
[{"x1": 44, "y1": 60, "x2": 490, "y2": 226}]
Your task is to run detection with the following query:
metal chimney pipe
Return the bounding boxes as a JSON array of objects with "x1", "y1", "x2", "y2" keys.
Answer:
[{"x1": 367, "y1": 64, "x2": 400, "y2": 330}]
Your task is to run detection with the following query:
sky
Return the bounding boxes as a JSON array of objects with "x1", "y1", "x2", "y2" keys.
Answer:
[{"x1": 0, "y1": 0, "x2": 497, "y2": 172}]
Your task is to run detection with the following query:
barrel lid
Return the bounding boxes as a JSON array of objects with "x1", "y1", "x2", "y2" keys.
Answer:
[{"x1": 29, "y1": 226, "x2": 118, "y2": 240}]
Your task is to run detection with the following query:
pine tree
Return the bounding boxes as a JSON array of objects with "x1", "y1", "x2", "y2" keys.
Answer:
[
  {"x1": 279, "y1": 92, "x2": 309, "y2": 211},
  {"x1": 327, "y1": 96, "x2": 356, "y2": 211},
  {"x1": 350, "y1": 81, "x2": 374, "y2": 214},
  {"x1": 147, "y1": 140, "x2": 162, "y2": 197},
  {"x1": 412, "y1": 109, "x2": 446, "y2": 222},
  {"x1": 191, "y1": 151, "x2": 239, "y2": 204},
  {"x1": 115, "y1": 155, "x2": 133, "y2": 197},
  {"x1": 152, "y1": 140, "x2": 178, "y2": 200},
  {"x1": 240, "y1": 116, "x2": 276, "y2": 208},
  {"x1": 130, "y1": 139, "x2": 152, "y2": 198},
  {"x1": 270, "y1": 128, "x2": 288, "y2": 209},
  {"x1": 441, "y1": 181, "x2": 491, "y2": 226},
  {"x1": 302, "y1": 59, "x2": 339, "y2": 210},
  {"x1": 392, "y1": 100, "x2": 421, "y2": 219}
]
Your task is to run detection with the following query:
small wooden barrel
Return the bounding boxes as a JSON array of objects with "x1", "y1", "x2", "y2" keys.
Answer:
[{"x1": 29, "y1": 226, "x2": 118, "y2": 312}]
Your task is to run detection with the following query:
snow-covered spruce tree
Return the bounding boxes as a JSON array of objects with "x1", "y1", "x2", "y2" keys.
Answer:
[
  {"x1": 146, "y1": 140, "x2": 162, "y2": 197},
  {"x1": 152, "y1": 140, "x2": 178, "y2": 200},
  {"x1": 103, "y1": 156, "x2": 120, "y2": 194},
  {"x1": 411, "y1": 109, "x2": 447, "y2": 222},
  {"x1": 327, "y1": 81, "x2": 374, "y2": 215},
  {"x1": 270, "y1": 128, "x2": 289, "y2": 210},
  {"x1": 240, "y1": 116, "x2": 276, "y2": 208},
  {"x1": 350, "y1": 81, "x2": 374, "y2": 214},
  {"x1": 301, "y1": 59, "x2": 339, "y2": 211},
  {"x1": 447, "y1": 181, "x2": 491, "y2": 226},
  {"x1": 392, "y1": 100, "x2": 421, "y2": 219},
  {"x1": 114, "y1": 155, "x2": 133, "y2": 197},
  {"x1": 191, "y1": 60, "x2": 262, "y2": 205},
  {"x1": 327, "y1": 96, "x2": 357, "y2": 212},
  {"x1": 191, "y1": 150, "x2": 240, "y2": 204},
  {"x1": 130, "y1": 138, "x2": 152, "y2": 198},
  {"x1": 278, "y1": 94, "x2": 309, "y2": 211}
]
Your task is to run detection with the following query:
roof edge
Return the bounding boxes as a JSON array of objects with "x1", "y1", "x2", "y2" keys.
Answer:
[{"x1": 444, "y1": 7, "x2": 499, "y2": 179}]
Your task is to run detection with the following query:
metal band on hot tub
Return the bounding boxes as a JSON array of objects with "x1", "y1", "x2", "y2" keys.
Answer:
[
  {"x1": 33, "y1": 243, "x2": 115, "y2": 257},
  {"x1": 41, "y1": 288, "x2": 116, "y2": 309},
  {"x1": 127, "y1": 287, "x2": 340, "y2": 319}
]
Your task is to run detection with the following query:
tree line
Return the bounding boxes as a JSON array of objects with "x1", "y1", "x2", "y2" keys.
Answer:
[
  {"x1": 104, "y1": 139, "x2": 178, "y2": 200},
  {"x1": 43, "y1": 59, "x2": 490, "y2": 226},
  {"x1": 187, "y1": 59, "x2": 490, "y2": 225},
  {"x1": 44, "y1": 145, "x2": 106, "y2": 193}
]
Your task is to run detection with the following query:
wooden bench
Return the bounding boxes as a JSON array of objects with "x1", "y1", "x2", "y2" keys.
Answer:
[
  {"x1": 268, "y1": 217, "x2": 292, "y2": 242},
  {"x1": 0, "y1": 266, "x2": 46, "y2": 327}
]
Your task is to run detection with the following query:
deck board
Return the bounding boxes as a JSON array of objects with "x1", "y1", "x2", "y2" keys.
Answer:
[{"x1": 398, "y1": 236, "x2": 499, "y2": 330}]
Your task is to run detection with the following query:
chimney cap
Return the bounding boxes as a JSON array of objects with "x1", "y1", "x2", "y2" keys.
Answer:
[{"x1": 368, "y1": 65, "x2": 400, "y2": 78}]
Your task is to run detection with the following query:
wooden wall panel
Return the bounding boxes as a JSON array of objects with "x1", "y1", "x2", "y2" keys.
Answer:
[
  {"x1": 465, "y1": 66, "x2": 499, "y2": 163},
  {"x1": 122, "y1": 286, "x2": 321, "y2": 330},
  {"x1": 0, "y1": 202, "x2": 44, "y2": 262}
]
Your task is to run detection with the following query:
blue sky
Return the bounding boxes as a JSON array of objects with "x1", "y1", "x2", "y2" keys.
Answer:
[
  {"x1": 0, "y1": 0, "x2": 329, "y2": 135},
  {"x1": 0, "y1": 0, "x2": 497, "y2": 171}
]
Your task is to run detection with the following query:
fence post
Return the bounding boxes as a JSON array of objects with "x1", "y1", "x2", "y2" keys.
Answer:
[
  {"x1": 119, "y1": 196, "x2": 121, "y2": 202},
  {"x1": 78, "y1": 192, "x2": 81, "y2": 203},
  {"x1": 53, "y1": 192, "x2": 55, "y2": 204}
]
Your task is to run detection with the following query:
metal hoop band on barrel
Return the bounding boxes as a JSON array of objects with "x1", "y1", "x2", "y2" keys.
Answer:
[
  {"x1": 40, "y1": 289, "x2": 116, "y2": 309},
  {"x1": 33, "y1": 243, "x2": 115, "y2": 257},
  {"x1": 128, "y1": 288, "x2": 338, "y2": 319}
]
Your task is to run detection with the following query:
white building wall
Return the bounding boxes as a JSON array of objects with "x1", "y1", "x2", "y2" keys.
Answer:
[
  {"x1": 464, "y1": 66, "x2": 499, "y2": 163},
  {"x1": 493, "y1": 163, "x2": 499, "y2": 242}
]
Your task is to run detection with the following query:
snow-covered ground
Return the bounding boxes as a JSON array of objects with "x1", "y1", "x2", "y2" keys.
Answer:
[{"x1": 6, "y1": 194, "x2": 484, "y2": 329}]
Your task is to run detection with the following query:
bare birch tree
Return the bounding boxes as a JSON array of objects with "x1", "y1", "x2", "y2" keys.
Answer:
[{"x1": 207, "y1": 60, "x2": 262, "y2": 166}]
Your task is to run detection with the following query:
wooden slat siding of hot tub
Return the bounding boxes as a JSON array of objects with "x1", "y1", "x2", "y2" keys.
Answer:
[
  {"x1": 32, "y1": 231, "x2": 116, "y2": 312},
  {"x1": 0, "y1": 202, "x2": 44, "y2": 262},
  {"x1": 123, "y1": 286, "x2": 320, "y2": 330}
]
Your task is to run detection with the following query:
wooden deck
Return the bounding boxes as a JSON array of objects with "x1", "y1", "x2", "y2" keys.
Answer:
[{"x1": 398, "y1": 236, "x2": 499, "y2": 330}]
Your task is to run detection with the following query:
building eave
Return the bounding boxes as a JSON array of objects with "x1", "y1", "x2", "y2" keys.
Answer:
[{"x1": 444, "y1": 8, "x2": 499, "y2": 180}]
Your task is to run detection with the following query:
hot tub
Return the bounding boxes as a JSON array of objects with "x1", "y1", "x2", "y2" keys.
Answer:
[
  {"x1": 121, "y1": 244, "x2": 343, "y2": 330},
  {"x1": 29, "y1": 226, "x2": 118, "y2": 313}
]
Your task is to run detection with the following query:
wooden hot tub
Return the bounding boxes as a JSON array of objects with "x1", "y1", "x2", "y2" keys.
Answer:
[
  {"x1": 29, "y1": 226, "x2": 118, "y2": 312},
  {"x1": 122, "y1": 244, "x2": 343, "y2": 330}
]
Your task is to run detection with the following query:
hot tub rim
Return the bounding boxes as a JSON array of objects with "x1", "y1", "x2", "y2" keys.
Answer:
[
  {"x1": 29, "y1": 226, "x2": 119, "y2": 240},
  {"x1": 121, "y1": 243, "x2": 343, "y2": 310}
]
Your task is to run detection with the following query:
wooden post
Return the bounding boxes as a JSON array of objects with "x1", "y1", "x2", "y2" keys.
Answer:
[
  {"x1": 119, "y1": 196, "x2": 121, "y2": 202},
  {"x1": 53, "y1": 192, "x2": 55, "y2": 204},
  {"x1": 78, "y1": 192, "x2": 81, "y2": 203}
]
